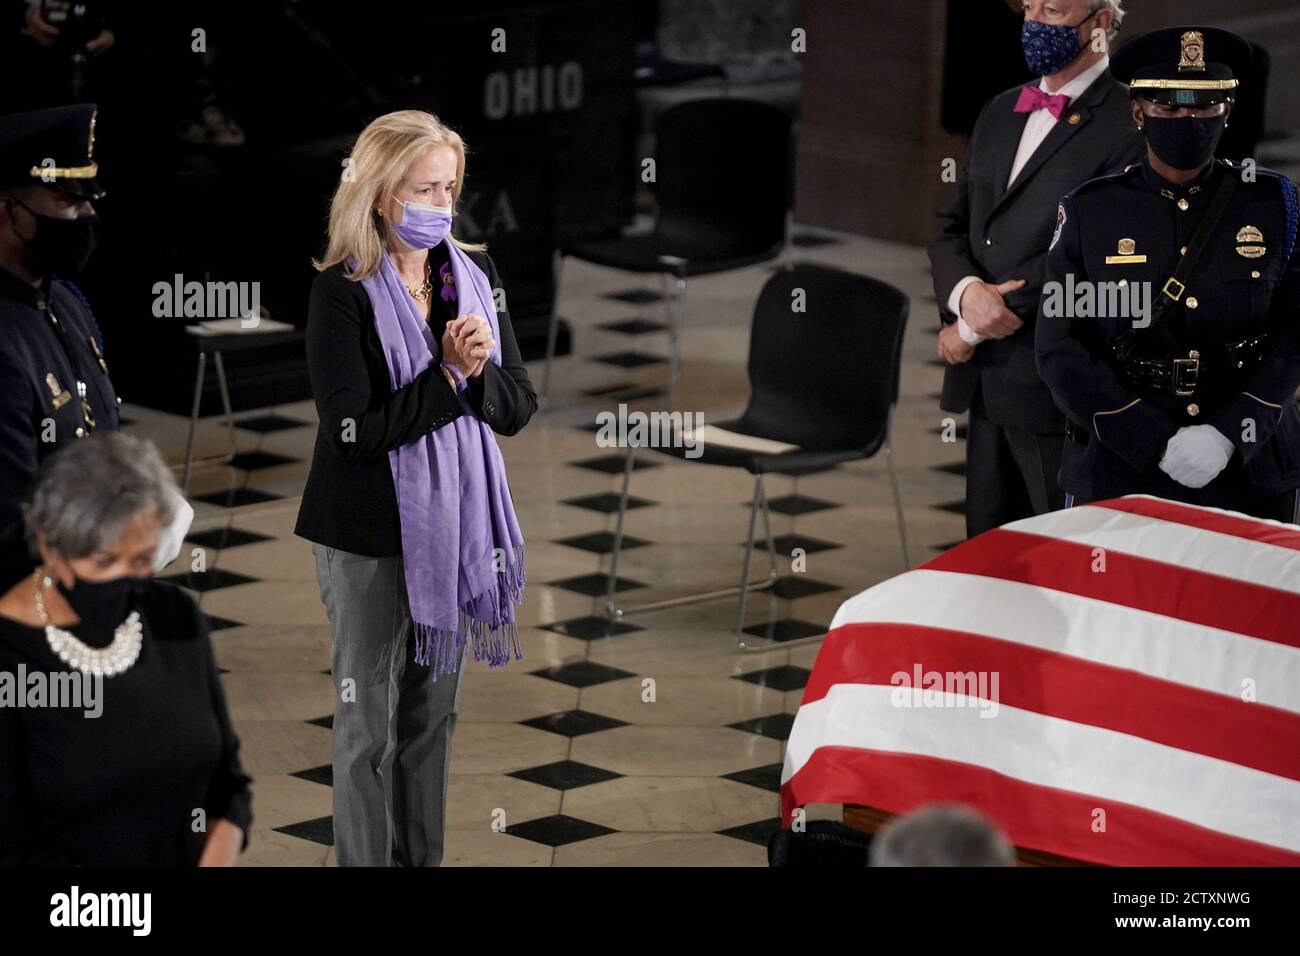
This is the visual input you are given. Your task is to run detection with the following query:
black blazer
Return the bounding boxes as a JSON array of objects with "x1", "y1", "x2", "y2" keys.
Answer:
[
  {"x1": 294, "y1": 244, "x2": 536, "y2": 557},
  {"x1": 929, "y1": 69, "x2": 1145, "y2": 433}
]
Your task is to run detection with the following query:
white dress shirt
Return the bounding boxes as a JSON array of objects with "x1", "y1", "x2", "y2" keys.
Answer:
[{"x1": 950, "y1": 55, "x2": 1111, "y2": 346}]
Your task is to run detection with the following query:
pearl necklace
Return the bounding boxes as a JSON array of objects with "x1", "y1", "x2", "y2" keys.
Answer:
[{"x1": 32, "y1": 571, "x2": 143, "y2": 677}]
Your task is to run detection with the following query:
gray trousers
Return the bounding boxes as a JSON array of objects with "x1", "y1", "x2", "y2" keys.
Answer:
[{"x1": 312, "y1": 544, "x2": 468, "y2": 867}]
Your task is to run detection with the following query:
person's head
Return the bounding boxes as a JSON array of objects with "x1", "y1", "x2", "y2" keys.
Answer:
[
  {"x1": 0, "y1": 103, "x2": 104, "y2": 279},
  {"x1": 1123, "y1": 28, "x2": 1251, "y2": 172},
  {"x1": 0, "y1": 184, "x2": 97, "y2": 279},
  {"x1": 868, "y1": 804, "x2": 1017, "y2": 867},
  {"x1": 1019, "y1": 0, "x2": 1123, "y2": 77},
  {"x1": 316, "y1": 110, "x2": 484, "y2": 280},
  {"x1": 23, "y1": 432, "x2": 177, "y2": 590}
]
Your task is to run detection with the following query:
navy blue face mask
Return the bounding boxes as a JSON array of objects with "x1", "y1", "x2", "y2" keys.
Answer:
[{"x1": 1022, "y1": 12, "x2": 1098, "y2": 77}]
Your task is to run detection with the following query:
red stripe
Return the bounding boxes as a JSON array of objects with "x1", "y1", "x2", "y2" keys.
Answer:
[
  {"x1": 920, "y1": 529, "x2": 1300, "y2": 650},
  {"x1": 1092, "y1": 496, "x2": 1300, "y2": 551},
  {"x1": 780, "y1": 747, "x2": 1300, "y2": 866},
  {"x1": 797, "y1": 623, "x2": 1300, "y2": 780}
]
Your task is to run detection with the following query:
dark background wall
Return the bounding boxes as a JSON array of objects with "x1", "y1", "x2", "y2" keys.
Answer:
[{"x1": 796, "y1": 0, "x2": 1300, "y2": 245}]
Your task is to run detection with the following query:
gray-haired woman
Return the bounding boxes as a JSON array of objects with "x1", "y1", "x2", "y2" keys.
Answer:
[{"x1": 0, "y1": 432, "x2": 252, "y2": 866}]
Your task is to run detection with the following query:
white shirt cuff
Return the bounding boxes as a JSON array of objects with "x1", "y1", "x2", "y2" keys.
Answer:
[
  {"x1": 956, "y1": 319, "x2": 984, "y2": 346},
  {"x1": 947, "y1": 276, "x2": 984, "y2": 346}
]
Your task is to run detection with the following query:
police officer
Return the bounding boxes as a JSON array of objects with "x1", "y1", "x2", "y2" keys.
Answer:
[
  {"x1": 1036, "y1": 28, "x2": 1300, "y2": 522},
  {"x1": 0, "y1": 103, "x2": 125, "y2": 588}
]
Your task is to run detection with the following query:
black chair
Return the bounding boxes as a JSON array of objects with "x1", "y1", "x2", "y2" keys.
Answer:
[
  {"x1": 604, "y1": 263, "x2": 912, "y2": 649},
  {"x1": 544, "y1": 97, "x2": 792, "y2": 400}
]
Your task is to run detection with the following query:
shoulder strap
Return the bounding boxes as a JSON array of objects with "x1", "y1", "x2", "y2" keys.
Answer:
[{"x1": 1149, "y1": 168, "x2": 1238, "y2": 327}]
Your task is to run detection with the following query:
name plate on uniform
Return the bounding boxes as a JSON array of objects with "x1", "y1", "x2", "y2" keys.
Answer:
[{"x1": 1106, "y1": 238, "x2": 1146, "y2": 264}]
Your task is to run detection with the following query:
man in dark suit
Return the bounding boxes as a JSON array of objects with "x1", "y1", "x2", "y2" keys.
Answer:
[{"x1": 929, "y1": 0, "x2": 1144, "y2": 537}]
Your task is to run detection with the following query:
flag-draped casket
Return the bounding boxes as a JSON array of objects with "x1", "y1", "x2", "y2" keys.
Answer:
[{"x1": 780, "y1": 497, "x2": 1300, "y2": 866}]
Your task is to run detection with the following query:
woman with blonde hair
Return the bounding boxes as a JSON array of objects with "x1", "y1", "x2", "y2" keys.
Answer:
[{"x1": 295, "y1": 110, "x2": 534, "y2": 867}]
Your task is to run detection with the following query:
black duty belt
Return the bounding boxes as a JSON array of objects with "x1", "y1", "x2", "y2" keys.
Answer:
[{"x1": 1116, "y1": 333, "x2": 1269, "y2": 398}]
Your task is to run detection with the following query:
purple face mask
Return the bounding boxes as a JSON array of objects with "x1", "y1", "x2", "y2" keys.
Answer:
[{"x1": 388, "y1": 196, "x2": 452, "y2": 250}]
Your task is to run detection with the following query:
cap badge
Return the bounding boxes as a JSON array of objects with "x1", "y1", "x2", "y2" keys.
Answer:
[{"x1": 1179, "y1": 31, "x2": 1206, "y2": 71}]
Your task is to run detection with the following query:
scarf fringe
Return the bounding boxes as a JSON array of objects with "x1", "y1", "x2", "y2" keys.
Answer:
[{"x1": 411, "y1": 543, "x2": 527, "y2": 681}]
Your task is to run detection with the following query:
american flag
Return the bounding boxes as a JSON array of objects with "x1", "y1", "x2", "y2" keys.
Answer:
[{"x1": 780, "y1": 496, "x2": 1300, "y2": 866}]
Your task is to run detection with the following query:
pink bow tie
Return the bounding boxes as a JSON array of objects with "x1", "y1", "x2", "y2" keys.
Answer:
[{"x1": 1014, "y1": 85, "x2": 1071, "y2": 121}]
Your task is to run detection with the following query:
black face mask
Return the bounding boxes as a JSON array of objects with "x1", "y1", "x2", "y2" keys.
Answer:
[
  {"x1": 58, "y1": 574, "x2": 145, "y2": 629},
  {"x1": 1142, "y1": 115, "x2": 1227, "y2": 171},
  {"x1": 4, "y1": 196, "x2": 100, "y2": 276}
]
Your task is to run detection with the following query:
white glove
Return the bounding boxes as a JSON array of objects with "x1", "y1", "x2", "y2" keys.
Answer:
[
  {"x1": 1158, "y1": 425, "x2": 1234, "y2": 489},
  {"x1": 154, "y1": 488, "x2": 195, "y2": 572}
]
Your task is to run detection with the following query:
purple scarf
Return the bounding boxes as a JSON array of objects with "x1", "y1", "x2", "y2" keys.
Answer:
[{"x1": 360, "y1": 239, "x2": 526, "y2": 680}]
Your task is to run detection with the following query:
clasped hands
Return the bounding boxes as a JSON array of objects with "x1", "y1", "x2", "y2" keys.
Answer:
[
  {"x1": 441, "y1": 313, "x2": 495, "y2": 380},
  {"x1": 1159, "y1": 424, "x2": 1234, "y2": 489},
  {"x1": 938, "y1": 279, "x2": 1026, "y2": 365}
]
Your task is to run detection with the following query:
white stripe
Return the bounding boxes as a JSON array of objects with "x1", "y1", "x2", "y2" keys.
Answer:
[
  {"x1": 782, "y1": 684, "x2": 1300, "y2": 853},
  {"x1": 1001, "y1": 501, "x2": 1300, "y2": 595},
  {"x1": 828, "y1": 570, "x2": 1300, "y2": 714}
]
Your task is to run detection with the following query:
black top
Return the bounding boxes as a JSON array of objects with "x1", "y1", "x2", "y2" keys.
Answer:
[
  {"x1": 294, "y1": 244, "x2": 537, "y2": 556},
  {"x1": 0, "y1": 266, "x2": 121, "y2": 591},
  {"x1": 0, "y1": 580, "x2": 253, "y2": 866}
]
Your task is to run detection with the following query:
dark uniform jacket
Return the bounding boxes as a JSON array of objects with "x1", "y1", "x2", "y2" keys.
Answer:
[
  {"x1": 0, "y1": 266, "x2": 120, "y2": 587},
  {"x1": 294, "y1": 245, "x2": 536, "y2": 557},
  {"x1": 930, "y1": 69, "x2": 1145, "y2": 433},
  {"x1": 1035, "y1": 158, "x2": 1300, "y2": 507}
]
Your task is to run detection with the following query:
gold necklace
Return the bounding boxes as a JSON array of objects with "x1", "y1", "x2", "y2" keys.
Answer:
[{"x1": 403, "y1": 259, "x2": 432, "y2": 303}]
